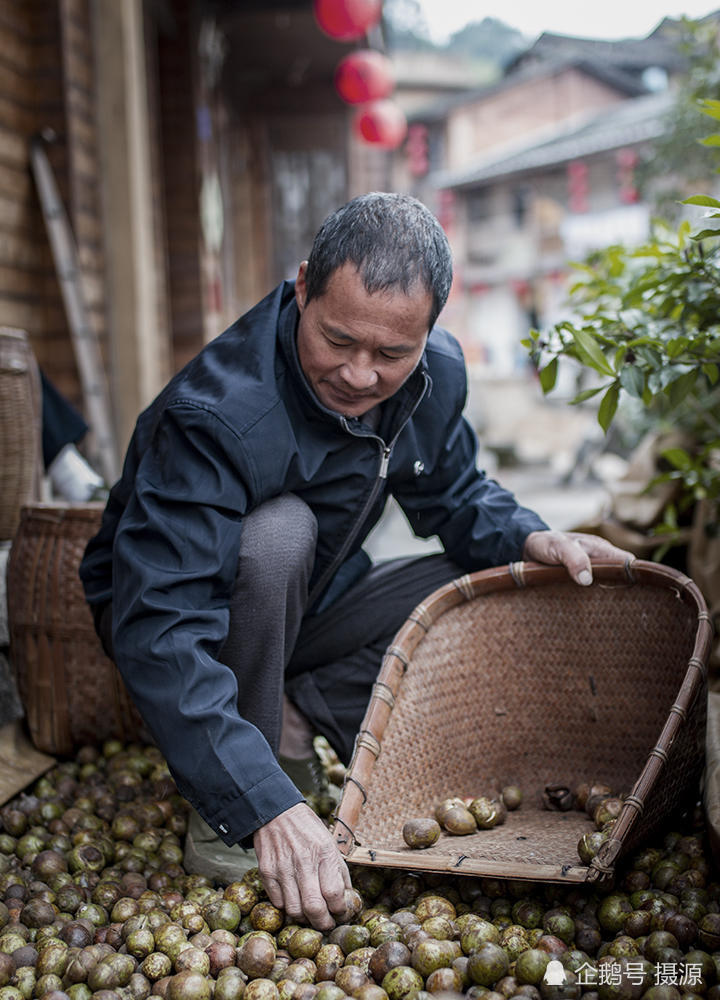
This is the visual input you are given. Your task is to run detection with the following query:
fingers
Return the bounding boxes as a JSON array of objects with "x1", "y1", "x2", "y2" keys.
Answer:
[
  {"x1": 295, "y1": 851, "x2": 348, "y2": 929},
  {"x1": 523, "y1": 529, "x2": 589, "y2": 583},
  {"x1": 254, "y1": 802, "x2": 350, "y2": 931},
  {"x1": 554, "y1": 535, "x2": 593, "y2": 586},
  {"x1": 318, "y1": 851, "x2": 352, "y2": 914},
  {"x1": 566, "y1": 532, "x2": 635, "y2": 564},
  {"x1": 522, "y1": 529, "x2": 633, "y2": 587}
]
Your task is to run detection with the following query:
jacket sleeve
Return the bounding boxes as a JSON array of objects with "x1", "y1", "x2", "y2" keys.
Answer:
[
  {"x1": 393, "y1": 349, "x2": 549, "y2": 569},
  {"x1": 110, "y1": 402, "x2": 303, "y2": 845}
]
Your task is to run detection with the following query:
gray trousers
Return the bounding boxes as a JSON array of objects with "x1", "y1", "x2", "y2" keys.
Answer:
[{"x1": 99, "y1": 495, "x2": 464, "y2": 765}]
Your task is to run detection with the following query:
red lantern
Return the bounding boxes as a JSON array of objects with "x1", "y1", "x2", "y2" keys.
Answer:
[
  {"x1": 313, "y1": 0, "x2": 383, "y2": 42},
  {"x1": 334, "y1": 49, "x2": 394, "y2": 104},
  {"x1": 353, "y1": 99, "x2": 407, "y2": 150}
]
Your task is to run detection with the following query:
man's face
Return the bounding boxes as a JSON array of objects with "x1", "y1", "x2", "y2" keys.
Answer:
[{"x1": 295, "y1": 261, "x2": 433, "y2": 419}]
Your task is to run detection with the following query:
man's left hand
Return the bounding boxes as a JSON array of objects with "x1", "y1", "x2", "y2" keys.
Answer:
[{"x1": 522, "y1": 530, "x2": 633, "y2": 586}]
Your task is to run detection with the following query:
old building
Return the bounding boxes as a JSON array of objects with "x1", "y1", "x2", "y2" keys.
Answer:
[{"x1": 392, "y1": 21, "x2": 692, "y2": 386}]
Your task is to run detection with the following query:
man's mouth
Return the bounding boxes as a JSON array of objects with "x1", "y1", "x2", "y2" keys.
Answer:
[{"x1": 328, "y1": 385, "x2": 374, "y2": 405}]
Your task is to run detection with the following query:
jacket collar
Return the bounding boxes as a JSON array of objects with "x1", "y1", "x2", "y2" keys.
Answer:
[{"x1": 276, "y1": 280, "x2": 431, "y2": 439}]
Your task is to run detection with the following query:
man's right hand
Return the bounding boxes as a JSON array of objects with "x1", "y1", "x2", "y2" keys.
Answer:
[{"x1": 253, "y1": 801, "x2": 352, "y2": 930}]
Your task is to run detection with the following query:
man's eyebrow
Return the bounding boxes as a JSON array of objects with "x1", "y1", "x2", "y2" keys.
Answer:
[
  {"x1": 323, "y1": 324, "x2": 355, "y2": 343},
  {"x1": 323, "y1": 323, "x2": 416, "y2": 354}
]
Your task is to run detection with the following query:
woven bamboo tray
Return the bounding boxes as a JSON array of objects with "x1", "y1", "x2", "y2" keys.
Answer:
[
  {"x1": 7, "y1": 503, "x2": 150, "y2": 755},
  {"x1": 332, "y1": 559, "x2": 712, "y2": 884}
]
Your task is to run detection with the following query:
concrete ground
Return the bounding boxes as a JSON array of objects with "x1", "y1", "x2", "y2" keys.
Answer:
[{"x1": 365, "y1": 463, "x2": 610, "y2": 561}]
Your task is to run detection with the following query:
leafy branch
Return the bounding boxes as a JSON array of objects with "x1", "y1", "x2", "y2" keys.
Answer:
[{"x1": 523, "y1": 100, "x2": 720, "y2": 550}]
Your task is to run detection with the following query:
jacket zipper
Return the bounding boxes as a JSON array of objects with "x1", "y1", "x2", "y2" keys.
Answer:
[
  {"x1": 307, "y1": 437, "x2": 390, "y2": 609},
  {"x1": 306, "y1": 372, "x2": 430, "y2": 609}
]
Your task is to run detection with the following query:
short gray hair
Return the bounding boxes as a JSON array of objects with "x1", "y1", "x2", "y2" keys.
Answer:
[{"x1": 304, "y1": 192, "x2": 453, "y2": 330}]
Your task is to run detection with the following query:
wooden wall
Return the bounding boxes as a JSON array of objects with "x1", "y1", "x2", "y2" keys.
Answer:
[
  {"x1": 0, "y1": 0, "x2": 105, "y2": 411},
  {"x1": 0, "y1": 0, "x2": 67, "y2": 396},
  {"x1": 60, "y1": 0, "x2": 105, "y2": 405},
  {"x1": 156, "y1": 0, "x2": 204, "y2": 373}
]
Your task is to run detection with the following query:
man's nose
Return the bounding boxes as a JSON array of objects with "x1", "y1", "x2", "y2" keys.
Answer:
[{"x1": 341, "y1": 357, "x2": 378, "y2": 390}]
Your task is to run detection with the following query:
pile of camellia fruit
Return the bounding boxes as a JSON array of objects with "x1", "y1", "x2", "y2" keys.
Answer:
[{"x1": 0, "y1": 741, "x2": 718, "y2": 1000}]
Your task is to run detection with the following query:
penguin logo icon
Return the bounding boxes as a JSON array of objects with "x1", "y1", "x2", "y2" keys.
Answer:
[{"x1": 543, "y1": 960, "x2": 567, "y2": 986}]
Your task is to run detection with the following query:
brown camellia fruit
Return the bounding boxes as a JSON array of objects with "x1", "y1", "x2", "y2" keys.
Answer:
[
  {"x1": 440, "y1": 805, "x2": 477, "y2": 836},
  {"x1": 175, "y1": 946, "x2": 211, "y2": 976},
  {"x1": 244, "y1": 979, "x2": 280, "y2": 1000},
  {"x1": 577, "y1": 829, "x2": 609, "y2": 865},
  {"x1": 238, "y1": 935, "x2": 277, "y2": 979},
  {"x1": 335, "y1": 964, "x2": 370, "y2": 995},
  {"x1": 167, "y1": 969, "x2": 213, "y2": 1000},
  {"x1": 433, "y1": 798, "x2": 466, "y2": 826},
  {"x1": 314, "y1": 943, "x2": 345, "y2": 982},
  {"x1": 338, "y1": 888, "x2": 364, "y2": 923},
  {"x1": 206, "y1": 938, "x2": 238, "y2": 976},
  {"x1": 401, "y1": 818, "x2": 441, "y2": 850},
  {"x1": 698, "y1": 912, "x2": 720, "y2": 950},
  {"x1": 368, "y1": 940, "x2": 412, "y2": 983},
  {"x1": 542, "y1": 785, "x2": 574, "y2": 812},
  {"x1": 426, "y1": 966, "x2": 464, "y2": 994},
  {"x1": 354, "y1": 985, "x2": 386, "y2": 1000},
  {"x1": 0, "y1": 954, "x2": 13, "y2": 988},
  {"x1": 250, "y1": 904, "x2": 284, "y2": 934},
  {"x1": 468, "y1": 797, "x2": 505, "y2": 830},
  {"x1": 501, "y1": 785, "x2": 523, "y2": 811},
  {"x1": 415, "y1": 895, "x2": 456, "y2": 923},
  {"x1": 593, "y1": 797, "x2": 624, "y2": 829}
]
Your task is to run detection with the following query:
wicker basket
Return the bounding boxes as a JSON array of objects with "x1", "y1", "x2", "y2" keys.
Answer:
[
  {"x1": 0, "y1": 329, "x2": 42, "y2": 542},
  {"x1": 332, "y1": 559, "x2": 712, "y2": 884},
  {"x1": 7, "y1": 502, "x2": 150, "y2": 755}
]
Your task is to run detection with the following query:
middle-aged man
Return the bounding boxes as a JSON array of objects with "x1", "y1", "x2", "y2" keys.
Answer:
[{"x1": 80, "y1": 192, "x2": 630, "y2": 931}]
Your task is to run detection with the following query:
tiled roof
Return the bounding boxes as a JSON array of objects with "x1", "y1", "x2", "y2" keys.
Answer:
[
  {"x1": 505, "y1": 23, "x2": 688, "y2": 75},
  {"x1": 434, "y1": 90, "x2": 674, "y2": 190},
  {"x1": 407, "y1": 55, "x2": 647, "y2": 124},
  {"x1": 406, "y1": 15, "x2": 708, "y2": 125}
]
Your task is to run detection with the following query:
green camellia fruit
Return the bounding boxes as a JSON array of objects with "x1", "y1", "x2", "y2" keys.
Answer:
[
  {"x1": 514, "y1": 948, "x2": 551, "y2": 985},
  {"x1": 467, "y1": 942, "x2": 509, "y2": 987},
  {"x1": 381, "y1": 965, "x2": 424, "y2": 1000}
]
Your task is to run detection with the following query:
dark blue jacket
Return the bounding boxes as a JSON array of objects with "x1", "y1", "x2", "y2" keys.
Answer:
[{"x1": 80, "y1": 280, "x2": 547, "y2": 845}]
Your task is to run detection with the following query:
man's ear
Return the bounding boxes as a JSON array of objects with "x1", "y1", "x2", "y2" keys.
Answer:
[{"x1": 295, "y1": 261, "x2": 309, "y2": 313}]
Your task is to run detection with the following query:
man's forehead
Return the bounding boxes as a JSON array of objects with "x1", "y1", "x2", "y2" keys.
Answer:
[{"x1": 326, "y1": 261, "x2": 426, "y2": 294}]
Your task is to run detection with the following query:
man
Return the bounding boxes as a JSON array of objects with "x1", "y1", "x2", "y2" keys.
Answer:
[{"x1": 80, "y1": 192, "x2": 629, "y2": 931}]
